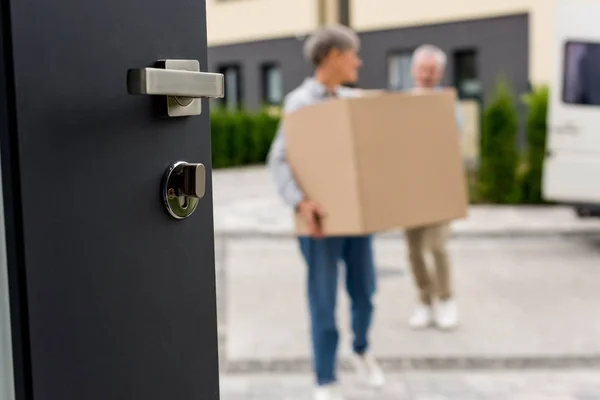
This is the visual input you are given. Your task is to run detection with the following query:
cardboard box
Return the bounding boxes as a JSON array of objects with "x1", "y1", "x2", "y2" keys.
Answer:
[{"x1": 283, "y1": 89, "x2": 469, "y2": 236}]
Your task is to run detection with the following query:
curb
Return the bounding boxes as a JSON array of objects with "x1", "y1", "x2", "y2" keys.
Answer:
[
  {"x1": 222, "y1": 356, "x2": 600, "y2": 374},
  {"x1": 214, "y1": 229, "x2": 600, "y2": 240}
]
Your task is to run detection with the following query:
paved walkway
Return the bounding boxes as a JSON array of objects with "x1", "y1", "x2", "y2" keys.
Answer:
[
  {"x1": 220, "y1": 371, "x2": 600, "y2": 399},
  {"x1": 212, "y1": 167, "x2": 600, "y2": 396},
  {"x1": 212, "y1": 167, "x2": 600, "y2": 237},
  {"x1": 218, "y1": 236, "x2": 600, "y2": 370}
]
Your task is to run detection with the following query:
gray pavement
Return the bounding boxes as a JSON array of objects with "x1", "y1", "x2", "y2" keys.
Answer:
[
  {"x1": 212, "y1": 167, "x2": 600, "y2": 399},
  {"x1": 216, "y1": 235, "x2": 600, "y2": 370},
  {"x1": 212, "y1": 167, "x2": 600, "y2": 237},
  {"x1": 220, "y1": 371, "x2": 600, "y2": 399}
]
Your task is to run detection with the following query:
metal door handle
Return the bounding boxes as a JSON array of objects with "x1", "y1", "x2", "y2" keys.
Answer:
[
  {"x1": 127, "y1": 59, "x2": 224, "y2": 117},
  {"x1": 127, "y1": 68, "x2": 224, "y2": 98}
]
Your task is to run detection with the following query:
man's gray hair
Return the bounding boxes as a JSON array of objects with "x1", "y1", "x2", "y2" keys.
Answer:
[
  {"x1": 412, "y1": 44, "x2": 447, "y2": 69},
  {"x1": 303, "y1": 24, "x2": 360, "y2": 66}
]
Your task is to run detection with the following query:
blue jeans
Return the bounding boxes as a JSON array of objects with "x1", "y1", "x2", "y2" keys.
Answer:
[{"x1": 298, "y1": 235, "x2": 376, "y2": 386}]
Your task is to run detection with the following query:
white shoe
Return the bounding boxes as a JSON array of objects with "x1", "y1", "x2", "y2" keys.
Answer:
[
  {"x1": 350, "y1": 351, "x2": 385, "y2": 388},
  {"x1": 315, "y1": 383, "x2": 345, "y2": 400},
  {"x1": 409, "y1": 303, "x2": 434, "y2": 329},
  {"x1": 435, "y1": 299, "x2": 459, "y2": 330}
]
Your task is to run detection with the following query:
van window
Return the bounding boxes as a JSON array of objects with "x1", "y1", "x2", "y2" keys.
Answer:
[{"x1": 563, "y1": 41, "x2": 600, "y2": 106}]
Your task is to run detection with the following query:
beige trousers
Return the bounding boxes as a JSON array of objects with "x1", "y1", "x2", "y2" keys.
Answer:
[{"x1": 405, "y1": 223, "x2": 452, "y2": 305}]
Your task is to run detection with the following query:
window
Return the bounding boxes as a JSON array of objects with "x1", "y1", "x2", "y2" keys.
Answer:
[
  {"x1": 217, "y1": 64, "x2": 242, "y2": 110},
  {"x1": 260, "y1": 63, "x2": 283, "y2": 105},
  {"x1": 453, "y1": 49, "x2": 481, "y2": 99},
  {"x1": 387, "y1": 52, "x2": 413, "y2": 91},
  {"x1": 563, "y1": 41, "x2": 600, "y2": 106}
]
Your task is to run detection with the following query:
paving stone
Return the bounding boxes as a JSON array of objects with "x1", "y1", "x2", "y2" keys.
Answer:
[
  {"x1": 219, "y1": 371, "x2": 600, "y2": 399},
  {"x1": 221, "y1": 236, "x2": 600, "y2": 365},
  {"x1": 212, "y1": 167, "x2": 600, "y2": 237}
]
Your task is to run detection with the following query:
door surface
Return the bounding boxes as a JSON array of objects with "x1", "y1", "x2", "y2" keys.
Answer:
[
  {"x1": 544, "y1": 0, "x2": 600, "y2": 202},
  {"x1": 0, "y1": 0, "x2": 220, "y2": 399}
]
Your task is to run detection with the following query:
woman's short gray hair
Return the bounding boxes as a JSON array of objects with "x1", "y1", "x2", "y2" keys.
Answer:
[
  {"x1": 412, "y1": 44, "x2": 447, "y2": 69},
  {"x1": 303, "y1": 25, "x2": 360, "y2": 66}
]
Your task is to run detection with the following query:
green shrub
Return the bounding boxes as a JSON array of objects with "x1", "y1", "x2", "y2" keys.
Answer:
[
  {"x1": 209, "y1": 108, "x2": 280, "y2": 169},
  {"x1": 255, "y1": 110, "x2": 280, "y2": 161},
  {"x1": 210, "y1": 110, "x2": 231, "y2": 169},
  {"x1": 227, "y1": 111, "x2": 252, "y2": 166},
  {"x1": 520, "y1": 86, "x2": 549, "y2": 204},
  {"x1": 478, "y1": 78, "x2": 520, "y2": 203}
]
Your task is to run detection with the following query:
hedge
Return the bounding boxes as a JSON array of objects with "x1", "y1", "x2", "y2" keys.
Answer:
[
  {"x1": 520, "y1": 86, "x2": 549, "y2": 204},
  {"x1": 210, "y1": 85, "x2": 550, "y2": 205},
  {"x1": 210, "y1": 109, "x2": 280, "y2": 168},
  {"x1": 477, "y1": 79, "x2": 520, "y2": 204}
]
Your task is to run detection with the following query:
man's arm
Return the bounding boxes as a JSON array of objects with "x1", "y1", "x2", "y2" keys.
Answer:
[{"x1": 267, "y1": 94, "x2": 307, "y2": 209}]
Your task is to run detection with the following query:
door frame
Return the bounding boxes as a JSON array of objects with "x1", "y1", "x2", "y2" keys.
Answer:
[{"x1": 0, "y1": 1, "x2": 35, "y2": 398}]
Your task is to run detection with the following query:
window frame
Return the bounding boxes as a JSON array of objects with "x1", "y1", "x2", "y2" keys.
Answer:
[
  {"x1": 217, "y1": 63, "x2": 243, "y2": 111},
  {"x1": 453, "y1": 48, "x2": 481, "y2": 100},
  {"x1": 260, "y1": 62, "x2": 284, "y2": 106},
  {"x1": 386, "y1": 49, "x2": 414, "y2": 91},
  {"x1": 561, "y1": 39, "x2": 600, "y2": 108}
]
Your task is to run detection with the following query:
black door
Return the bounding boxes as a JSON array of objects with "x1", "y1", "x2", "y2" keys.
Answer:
[{"x1": 0, "y1": 0, "x2": 220, "y2": 399}]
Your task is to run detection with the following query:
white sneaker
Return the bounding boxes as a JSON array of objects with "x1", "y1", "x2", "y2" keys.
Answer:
[
  {"x1": 408, "y1": 303, "x2": 434, "y2": 329},
  {"x1": 315, "y1": 383, "x2": 345, "y2": 400},
  {"x1": 350, "y1": 351, "x2": 385, "y2": 388},
  {"x1": 435, "y1": 299, "x2": 459, "y2": 330}
]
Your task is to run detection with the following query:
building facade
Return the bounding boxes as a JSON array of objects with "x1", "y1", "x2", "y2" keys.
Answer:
[{"x1": 206, "y1": 0, "x2": 555, "y2": 111}]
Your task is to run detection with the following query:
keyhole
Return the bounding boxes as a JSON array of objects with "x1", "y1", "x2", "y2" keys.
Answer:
[{"x1": 179, "y1": 196, "x2": 189, "y2": 209}]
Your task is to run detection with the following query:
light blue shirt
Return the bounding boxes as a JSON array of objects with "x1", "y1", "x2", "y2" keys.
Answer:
[{"x1": 267, "y1": 78, "x2": 360, "y2": 208}]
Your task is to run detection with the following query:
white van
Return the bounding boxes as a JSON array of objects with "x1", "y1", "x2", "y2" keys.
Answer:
[{"x1": 543, "y1": 0, "x2": 600, "y2": 217}]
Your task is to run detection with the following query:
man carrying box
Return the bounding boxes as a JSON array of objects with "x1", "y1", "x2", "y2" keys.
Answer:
[
  {"x1": 405, "y1": 45, "x2": 464, "y2": 331},
  {"x1": 267, "y1": 25, "x2": 385, "y2": 400}
]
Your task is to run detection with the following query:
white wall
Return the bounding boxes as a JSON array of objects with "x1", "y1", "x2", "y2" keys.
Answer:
[
  {"x1": 351, "y1": 0, "x2": 555, "y2": 84},
  {"x1": 205, "y1": 0, "x2": 557, "y2": 84},
  {"x1": 206, "y1": 0, "x2": 318, "y2": 46}
]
